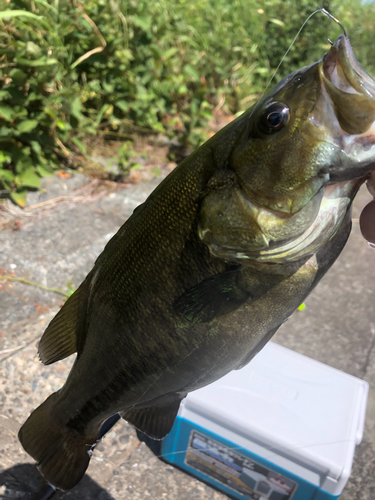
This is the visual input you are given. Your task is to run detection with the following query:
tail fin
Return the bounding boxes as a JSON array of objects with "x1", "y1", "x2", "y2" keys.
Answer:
[{"x1": 18, "y1": 393, "x2": 99, "y2": 491}]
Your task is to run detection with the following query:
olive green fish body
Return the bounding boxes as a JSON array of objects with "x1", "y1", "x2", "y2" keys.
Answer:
[{"x1": 19, "y1": 36, "x2": 375, "y2": 490}]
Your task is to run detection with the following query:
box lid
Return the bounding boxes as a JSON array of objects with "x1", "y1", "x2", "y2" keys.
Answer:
[{"x1": 181, "y1": 342, "x2": 368, "y2": 483}]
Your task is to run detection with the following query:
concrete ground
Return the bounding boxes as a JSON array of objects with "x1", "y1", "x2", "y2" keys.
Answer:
[{"x1": 0, "y1": 170, "x2": 374, "y2": 500}]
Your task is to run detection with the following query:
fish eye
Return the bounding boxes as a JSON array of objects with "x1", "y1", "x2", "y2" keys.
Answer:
[{"x1": 258, "y1": 101, "x2": 290, "y2": 134}]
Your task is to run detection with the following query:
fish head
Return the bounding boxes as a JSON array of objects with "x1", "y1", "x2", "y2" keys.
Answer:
[{"x1": 199, "y1": 35, "x2": 375, "y2": 263}]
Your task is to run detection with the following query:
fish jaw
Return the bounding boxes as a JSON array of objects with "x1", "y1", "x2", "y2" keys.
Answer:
[
  {"x1": 249, "y1": 179, "x2": 362, "y2": 263},
  {"x1": 322, "y1": 35, "x2": 375, "y2": 101},
  {"x1": 199, "y1": 179, "x2": 361, "y2": 264},
  {"x1": 319, "y1": 35, "x2": 375, "y2": 182}
]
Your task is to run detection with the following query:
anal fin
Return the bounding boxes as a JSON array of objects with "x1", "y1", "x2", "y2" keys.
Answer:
[{"x1": 122, "y1": 398, "x2": 183, "y2": 440}]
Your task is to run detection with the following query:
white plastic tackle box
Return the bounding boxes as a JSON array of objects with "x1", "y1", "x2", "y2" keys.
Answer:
[{"x1": 160, "y1": 342, "x2": 368, "y2": 500}]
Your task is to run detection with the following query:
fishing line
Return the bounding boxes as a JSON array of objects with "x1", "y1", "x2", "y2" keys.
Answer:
[{"x1": 260, "y1": 7, "x2": 347, "y2": 99}]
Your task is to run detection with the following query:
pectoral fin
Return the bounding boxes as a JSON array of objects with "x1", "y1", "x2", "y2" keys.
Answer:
[
  {"x1": 122, "y1": 398, "x2": 183, "y2": 439},
  {"x1": 175, "y1": 268, "x2": 252, "y2": 324},
  {"x1": 38, "y1": 277, "x2": 90, "y2": 365}
]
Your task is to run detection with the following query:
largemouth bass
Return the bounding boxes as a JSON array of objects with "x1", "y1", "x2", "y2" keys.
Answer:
[{"x1": 19, "y1": 35, "x2": 375, "y2": 490}]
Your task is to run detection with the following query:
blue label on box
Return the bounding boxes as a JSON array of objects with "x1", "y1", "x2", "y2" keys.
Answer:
[
  {"x1": 162, "y1": 417, "x2": 339, "y2": 500},
  {"x1": 185, "y1": 430, "x2": 297, "y2": 500}
]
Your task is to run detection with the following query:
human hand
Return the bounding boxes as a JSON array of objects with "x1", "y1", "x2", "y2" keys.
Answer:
[{"x1": 359, "y1": 171, "x2": 375, "y2": 245}]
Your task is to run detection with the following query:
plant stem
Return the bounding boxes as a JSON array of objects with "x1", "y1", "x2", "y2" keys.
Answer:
[{"x1": 0, "y1": 275, "x2": 69, "y2": 297}]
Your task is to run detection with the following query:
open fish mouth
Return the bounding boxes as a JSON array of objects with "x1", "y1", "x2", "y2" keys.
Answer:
[
  {"x1": 320, "y1": 35, "x2": 375, "y2": 182},
  {"x1": 322, "y1": 35, "x2": 375, "y2": 99},
  {"x1": 319, "y1": 35, "x2": 375, "y2": 248},
  {"x1": 279, "y1": 32, "x2": 375, "y2": 263}
]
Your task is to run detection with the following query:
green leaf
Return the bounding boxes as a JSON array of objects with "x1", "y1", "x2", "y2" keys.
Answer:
[
  {"x1": 0, "y1": 127, "x2": 14, "y2": 137},
  {"x1": 26, "y1": 41, "x2": 42, "y2": 57},
  {"x1": 30, "y1": 141, "x2": 42, "y2": 155},
  {"x1": 102, "y1": 81, "x2": 115, "y2": 93},
  {"x1": 0, "y1": 10, "x2": 43, "y2": 21},
  {"x1": 0, "y1": 169, "x2": 14, "y2": 182},
  {"x1": 36, "y1": 165, "x2": 54, "y2": 177},
  {"x1": 269, "y1": 18, "x2": 285, "y2": 27},
  {"x1": 0, "y1": 151, "x2": 11, "y2": 164},
  {"x1": 71, "y1": 98, "x2": 84, "y2": 121},
  {"x1": 16, "y1": 57, "x2": 58, "y2": 67},
  {"x1": 93, "y1": 104, "x2": 110, "y2": 127},
  {"x1": 200, "y1": 110, "x2": 212, "y2": 119},
  {"x1": 178, "y1": 85, "x2": 188, "y2": 94},
  {"x1": 10, "y1": 190, "x2": 27, "y2": 208},
  {"x1": 0, "y1": 106, "x2": 15, "y2": 122},
  {"x1": 0, "y1": 91, "x2": 11, "y2": 100},
  {"x1": 183, "y1": 64, "x2": 200, "y2": 81},
  {"x1": 44, "y1": 108, "x2": 57, "y2": 120},
  {"x1": 163, "y1": 48, "x2": 179, "y2": 60},
  {"x1": 21, "y1": 146, "x2": 31, "y2": 157},
  {"x1": 16, "y1": 169, "x2": 41, "y2": 188},
  {"x1": 152, "y1": 122, "x2": 164, "y2": 132},
  {"x1": 18, "y1": 120, "x2": 39, "y2": 133},
  {"x1": 15, "y1": 154, "x2": 33, "y2": 174},
  {"x1": 32, "y1": 0, "x2": 59, "y2": 14},
  {"x1": 71, "y1": 136, "x2": 86, "y2": 154},
  {"x1": 149, "y1": 44, "x2": 162, "y2": 59},
  {"x1": 55, "y1": 120, "x2": 66, "y2": 130},
  {"x1": 132, "y1": 15, "x2": 151, "y2": 31},
  {"x1": 9, "y1": 68, "x2": 27, "y2": 83},
  {"x1": 25, "y1": 92, "x2": 41, "y2": 105},
  {"x1": 116, "y1": 100, "x2": 129, "y2": 112}
]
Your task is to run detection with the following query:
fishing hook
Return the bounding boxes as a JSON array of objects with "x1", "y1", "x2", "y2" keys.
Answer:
[{"x1": 320, "y1": 7, "x2": 347, "y2": 37}]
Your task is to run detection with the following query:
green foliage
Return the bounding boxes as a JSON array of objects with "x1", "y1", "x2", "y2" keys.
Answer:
[
  {"x1": 0, "y1": 0, "x2": 375, "y2": 204},
  {"x1": 111, "y1": 141, "x2": 144, "y2": 176},
  {"x1": 0, "y1": 0, "x2": 90, "y2": 205}
]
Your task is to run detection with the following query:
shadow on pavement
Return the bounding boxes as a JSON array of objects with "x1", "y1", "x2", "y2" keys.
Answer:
[{"x1": 0, "y1": 463, "x2": 115, "y2": 500}]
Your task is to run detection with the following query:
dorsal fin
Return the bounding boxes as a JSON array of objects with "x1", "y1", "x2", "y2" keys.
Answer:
[
  {"x1": 38, "y1": 278, "x2": 89, "y2": 365},
  {"x1": 122, "y1": 398, "x2": 184, "y2": 440}
]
